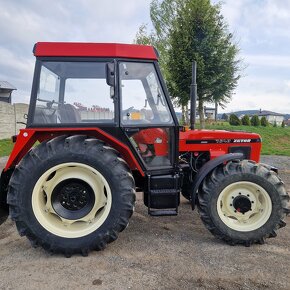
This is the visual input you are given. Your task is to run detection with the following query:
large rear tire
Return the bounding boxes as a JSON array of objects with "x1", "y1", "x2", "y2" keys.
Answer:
[
  {"x1": 198, "y1": 160, "x2": 289, "y2": 246},
  {"x1": 7, "y1": 135, "x2": 135, "y2": 256}
]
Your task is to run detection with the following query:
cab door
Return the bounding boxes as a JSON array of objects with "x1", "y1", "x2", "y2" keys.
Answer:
[{"x1": 118, "y1": 61, "x2": 178, "y2": 171}]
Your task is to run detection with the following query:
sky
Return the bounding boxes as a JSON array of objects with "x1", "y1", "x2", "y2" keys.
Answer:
[{"x1": 0, "y1": 0, "x2": 289, "y2": 114}]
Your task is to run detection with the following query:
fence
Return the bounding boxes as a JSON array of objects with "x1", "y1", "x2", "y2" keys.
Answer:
[{"x1": 0, "y1": 102, "x2": 28, "y2": 139}]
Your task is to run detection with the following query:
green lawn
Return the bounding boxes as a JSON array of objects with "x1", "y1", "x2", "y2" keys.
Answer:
[
  {"x1": 0, "y1": 139, "x2": 14, "y2": 158},
  {"x1": 205, "y1": 122, "x2": 290, "y2": 156},
  {"x1": 0, "y1": 124, "x2": 289, "y2": 157}
]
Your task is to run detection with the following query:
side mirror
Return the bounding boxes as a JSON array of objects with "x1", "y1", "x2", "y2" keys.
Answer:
[{"x1": 106, "y1": 62, "x2": 115, "y2": 87}]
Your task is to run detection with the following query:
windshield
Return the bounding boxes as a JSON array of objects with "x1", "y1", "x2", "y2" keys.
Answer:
[
  {"x1": 119, "y1": 62, "x2": 173, "y2": 125},
  {"x1": 33, "y1": 61, "x2": 115, "y2": 124}
]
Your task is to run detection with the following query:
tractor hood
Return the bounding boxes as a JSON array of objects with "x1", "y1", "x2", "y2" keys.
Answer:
[
  {"x1": 179, "y1": 129, "x2": 261, "y2": 144},
  {"x1": 179, "y1": 129, "x2": 262, "y2": 162}
]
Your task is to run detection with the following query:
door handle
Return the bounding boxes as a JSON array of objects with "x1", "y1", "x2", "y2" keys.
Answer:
[{"x1": 125, "y1": 128, "x2": 140, "y2": 133}]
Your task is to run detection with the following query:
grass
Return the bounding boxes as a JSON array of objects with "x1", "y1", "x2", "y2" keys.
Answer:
[
  {"x1": 0, "y1": 124, "x2": 289, "y2": 157},
  {"x1": 205, "y1": 122, "x2": 290, "y2": 156},
  {"x1": 0, "y1": 139, "x2": 14, "y2": 158}
]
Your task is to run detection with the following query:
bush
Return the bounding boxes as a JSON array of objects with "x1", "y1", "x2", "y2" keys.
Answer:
[
  {"x1": 273, "y1": 121, "x2": 277, "y2": 127},
  {"x1": 260, "y1": 116, "x2": 268, "y2": 127},
  {"x1": 229, "y1": 114, "x2": 241, "y2": 126},
  {"x1": 251, "y1": 115, "x2": 260, "y2": 126},
  {"x1": 282, "y1": 120, "x2": 285, "y2": 128},
  {"x1": 241, "y1": 115, "x2": 250, "y2": 126}
]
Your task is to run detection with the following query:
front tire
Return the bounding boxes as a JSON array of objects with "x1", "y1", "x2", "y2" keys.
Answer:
[
  {"x1": 7, "y1": 135, "x2": 135, "y2": 256},
  {"x1": 198, "y1": 160, "x2": 289, "y2": 246}
]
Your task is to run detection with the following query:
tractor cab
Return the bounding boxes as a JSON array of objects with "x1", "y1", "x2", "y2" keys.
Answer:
[
  {"x1": 28, "y1": 55, "x2": 178, "y2": 172},
  {"x1": 26, "y1": 43, "x2": 180, "y2": 215}
]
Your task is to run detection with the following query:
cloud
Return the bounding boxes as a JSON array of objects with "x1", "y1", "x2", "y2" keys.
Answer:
[
  {"x1": 220, "y1": 74, "x2": 290, "y2": 114},
  {"x1": 216, "y1": 0, "x2": 290, "y2": 114},
  {"x1": 0, "y1": 0, "x2": 289, "y2": 114},
  {"x1": 0, "y1": 0, "x2": 151, "y2": 103},
  {"x1": 244, "y1": 54, "x2": 290, "y2": 69}
]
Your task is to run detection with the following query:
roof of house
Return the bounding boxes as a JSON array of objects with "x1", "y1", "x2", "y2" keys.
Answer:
[
  {"x1": 33, "y1": 42, "x2": 158, "y2": 60},
  {"x1": 0, "y1": 81, "x2": 16, "y2": 90},
  {"x1": 258, "y1": 110, "x2": 284, "y2": 117}
]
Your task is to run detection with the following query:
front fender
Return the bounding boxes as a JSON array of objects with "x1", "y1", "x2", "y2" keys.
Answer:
[{"x1": 191, "y1": 153, "x2": 244, "y2": 210}]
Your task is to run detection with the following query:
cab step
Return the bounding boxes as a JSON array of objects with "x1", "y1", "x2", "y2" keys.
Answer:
[
  {"x1": 144, "y1": 174, "x2": 181, "y2": 216},
  {"x1": 149, "y1": 209, "x2": 178, "y2": 216}
]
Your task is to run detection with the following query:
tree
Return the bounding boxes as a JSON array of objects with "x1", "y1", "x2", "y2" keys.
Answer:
[
  {"x1": 135, "y1": 0, "x2": 242, "y2": 128},
  {"x1": 281, "y1": 120, "x2": 285, "y2": 128},
  {"x1": 134, "y1": 0, "x2": 180, "y2": 82},
  {"x1": 273, "y1": 121, "x2": 277, "y2": 127},
  {"x1": 251, "y1": 115, "x2": 260, "y2": 127},
  {"x1": 222, "y1": 113, "x2": 228, "y2": 120},
  {"x1": 260, "y1": 116, "x2": 268, "y2": 127},
  {"x1": 241, "y1": 115, "x2": 250, "y2": 126},
  {"x1": 229, "y1": 114, "x2": 241, "y2": 126}
]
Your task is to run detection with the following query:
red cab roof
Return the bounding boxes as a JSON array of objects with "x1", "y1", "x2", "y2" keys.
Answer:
[{"x1": 34, "y1": 42, "x2": 158, "y2": 60}]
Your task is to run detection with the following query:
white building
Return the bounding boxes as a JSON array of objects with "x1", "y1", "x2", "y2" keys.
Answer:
[
  {"x1": 0, "y1": 81, "x2": 16, "y2": 103},
  {"x1": 196, "y1": 106, "x2": 217, "y2": 120},
  {"x1": 258, "y1": 110, "x2": 284, "y2": 126}
]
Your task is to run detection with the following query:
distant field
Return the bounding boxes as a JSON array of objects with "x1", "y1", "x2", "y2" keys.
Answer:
[
  {"x1": 0, "y1": 124, "x2": 289, "y2": 157},
  {"x1": 205, "y1": 122, "x2": 290, "y2": 156}
]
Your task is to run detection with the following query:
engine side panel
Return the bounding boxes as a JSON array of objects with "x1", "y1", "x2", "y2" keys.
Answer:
[{"x1": 179, "y1": 129, "x2": 262, "y2": 162}]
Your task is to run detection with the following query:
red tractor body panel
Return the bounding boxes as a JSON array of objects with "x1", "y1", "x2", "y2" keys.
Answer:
[
  {"x1": 34, "y1": 42, "x2": 158, "y2": 60},
  {"x1": 5, "y1": 128, "x2": 145, "y2": 176},
  {"x1": 6, "y1": 127, "x2": 261, "y2": 174},
  {"x1": 179, "y1": 129, "x2": 261, "y2": 162}
]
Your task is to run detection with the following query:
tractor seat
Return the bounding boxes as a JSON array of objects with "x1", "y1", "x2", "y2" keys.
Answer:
[
  {"x1": 58, "y1": 104, "x2": 81, "y2": 123},
  {"x1": 34, "y1": 107, "x2": 57, "y2": 124}
]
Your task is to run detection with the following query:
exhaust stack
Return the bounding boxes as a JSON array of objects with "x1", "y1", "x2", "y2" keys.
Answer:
[{"x1": 190, "y1": 61, "x2": 197, "y2": 130}]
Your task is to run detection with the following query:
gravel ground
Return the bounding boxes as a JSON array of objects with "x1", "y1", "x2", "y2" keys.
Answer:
[{"x1": 0, "y1": 156, "x2": 289, "y2": 290}]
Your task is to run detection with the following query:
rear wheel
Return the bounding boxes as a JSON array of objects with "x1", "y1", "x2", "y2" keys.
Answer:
[
  {"x1": 7, "y1": 135, "x2": 135, "y2": 256},
  {"x1": 198, "y1": 160, "x2": 289, "y2": 246}
]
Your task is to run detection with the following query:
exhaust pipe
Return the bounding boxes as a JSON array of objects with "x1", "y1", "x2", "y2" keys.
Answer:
[{"x1": 190, "y1": 61, "x2": 197, "y2": 130}]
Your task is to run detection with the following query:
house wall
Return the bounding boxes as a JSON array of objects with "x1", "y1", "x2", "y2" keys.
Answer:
[
  {"x1": 266, "y1": 115, "x2": 284, "y2": 126},
  {"x1": 0, "y1": 102, "x2": 28, "y2": 139}
]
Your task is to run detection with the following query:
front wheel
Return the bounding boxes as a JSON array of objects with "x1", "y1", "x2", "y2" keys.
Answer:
[
  {"x1": 198, "y1": 160, "x2": 289, "y2": 246},
  {"x1": 7, "y1": 135, "x2": 135, "y2": 256}
]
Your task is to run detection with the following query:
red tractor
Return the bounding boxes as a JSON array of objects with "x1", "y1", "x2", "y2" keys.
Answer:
[{"x1": 0, "y1": 42, "x2": 289, "y2": 256}]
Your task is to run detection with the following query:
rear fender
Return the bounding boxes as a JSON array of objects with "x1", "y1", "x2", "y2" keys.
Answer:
[
  {"x1": 5, "y1": 128, "x2": 145, "y2": 176},
  {"x1": 191, "y1": 153, "x2": 244, "y2": 210}
]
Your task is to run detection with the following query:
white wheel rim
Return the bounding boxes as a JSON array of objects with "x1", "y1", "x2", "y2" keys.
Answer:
[
  {"x1": 32, "y1": 163, "x2": 112, "y2": 238},
  {"x1": 217, "y1": 181, "x2": 272, "y2": 232}
]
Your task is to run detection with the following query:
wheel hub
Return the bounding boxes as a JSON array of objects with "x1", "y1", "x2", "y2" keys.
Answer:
[
  {"x1": 232, "y1": 195, "x2": 252, "y2": 214},
  {"x1": 217, "y1": 181, "x2": 272, "y2": 232},
  {"x1": 51, "y1": 178, "x2": 95, "y2": 220}
]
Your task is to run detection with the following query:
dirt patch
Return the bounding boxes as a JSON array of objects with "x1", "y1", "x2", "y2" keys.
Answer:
[{"x1": 0, "y1": 156, "x2": 289, "y2": 289}]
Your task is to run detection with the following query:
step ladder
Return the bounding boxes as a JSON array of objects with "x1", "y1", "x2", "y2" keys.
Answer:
[{"x1": 145, "y1": 174, "x2": 180, "y2": 216}]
